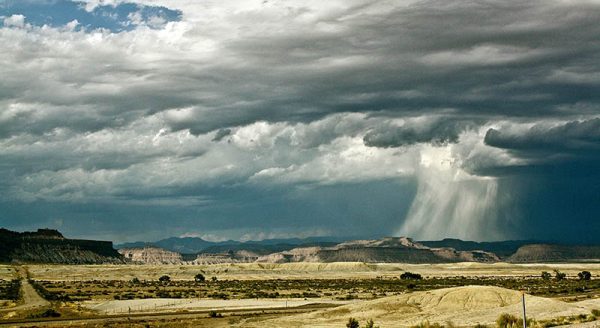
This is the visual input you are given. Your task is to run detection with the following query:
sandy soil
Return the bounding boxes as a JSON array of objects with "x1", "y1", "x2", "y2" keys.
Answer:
[
  {"x1": 84, "y1": 298, "x2": 354, "y2": 314},
  {"x1": 26, "y1": 262, "x2": 600, "y2": 281},
  {"x1": 244, "y1": 286, "x2": 600, "y2": 328}
]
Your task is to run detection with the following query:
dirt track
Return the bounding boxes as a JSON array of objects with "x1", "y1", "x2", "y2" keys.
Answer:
[{"x1": 0, "y1": 267, "x2": 49, "y2": 314}]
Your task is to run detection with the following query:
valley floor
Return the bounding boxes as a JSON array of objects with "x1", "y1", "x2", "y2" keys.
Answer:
[{"x1": 1, "y1": 262, "x2": 599, "y2": 327}]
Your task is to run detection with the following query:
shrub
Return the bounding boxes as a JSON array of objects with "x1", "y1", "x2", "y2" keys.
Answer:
[
  {"x1": 28, "y1": 309, "x2": 61, "y2": 318},
  {"x1": 158, "y1": 275, "x2": 171, "y2": 283},
  {"x1": 410, "y1": 321, "x2": 444, "y2": 328},
  {"x1": 474, "y1": 324, "x2": 487, "y2": 328},
  {"x1": 495, "y1": 313, "x2": 533, "y2": 328},
  {"x1": 541, "y1": 271, "x2": 552, "y2": 280},
  {"x1": 591, "y1": 309, "x2": 600, "y2": 316},
  {"x1": 554, "y1": 270, "x2": 566, "y2": 281},
  {"x1": 346, "y1": 317, "x2": 360, "y2": 328},
  {"x1": 365, "y1": 319, "x2": 379, "y2": 328},
  {"x1": 496, "y1": 313, "x2": 519, "y2": 328},
  {"x1": 208, "y1": 310, "x2": 223, "y2": 318},
  {"x1": 401, "y1": 272, "x2": 423, "y2": 280},
  {"x1": 130, "y1": 277, "x2": 140, "y2": 284},
  {"x1": 195, "y1": 273, "x2": 206, "y2": 282},
  {"x1": 578, "y1": 271, "x2": 592, "y2": 281}
]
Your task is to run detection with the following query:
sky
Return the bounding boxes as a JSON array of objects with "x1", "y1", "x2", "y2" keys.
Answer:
[{"x1": 0, "y1": 0, "x2": 599, "y2": 243}]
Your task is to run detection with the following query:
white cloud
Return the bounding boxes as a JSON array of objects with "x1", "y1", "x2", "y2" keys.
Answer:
[
  {"x1": 64, "y1": 20, "x2": 79, "y2": 31},
  {"x1": 3, "y1": 14, "x2": 26, "y2": 28}
]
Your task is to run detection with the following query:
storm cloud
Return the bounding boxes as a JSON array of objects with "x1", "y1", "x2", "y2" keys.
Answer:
[{"x1": 0, "y1": 0, "x2": 599, "y2": 242}]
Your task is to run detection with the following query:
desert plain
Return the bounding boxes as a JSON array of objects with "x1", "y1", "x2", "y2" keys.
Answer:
[{"x1": 1, "y1": 262, "x2": 600, "y2": 327}]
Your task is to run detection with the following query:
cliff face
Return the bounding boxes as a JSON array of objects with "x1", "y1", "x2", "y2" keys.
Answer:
[
  {"x1": 118, "y1": 246, "x2": 183, "y2": 264},
  {"x1": 0, "y1": 228, "x2": 124, "y2": 264}
]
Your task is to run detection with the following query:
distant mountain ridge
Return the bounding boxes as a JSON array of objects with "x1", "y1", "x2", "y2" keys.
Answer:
[
  {"x1": 5, "y1": 228, "x2": 600, "y2": 264},
  {"x1": 419, "y1": 238, "x2": 541, "y2": 258},
  {"x1": 255, "y1": 237, "x2": 500, "y2": 263},
  {"x1": 508, "y1": 244, "x2": 600, "y2": 263},
  {"x1": 120, "y1": 235, "x2": 600, "y2": 264},
  {"x1": 116, "y1": 236, "x2": 347, "y2": 254}
]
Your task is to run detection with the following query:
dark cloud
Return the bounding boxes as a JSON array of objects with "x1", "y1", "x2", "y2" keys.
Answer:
[
  {"x1": 1, "y1": 0, "x2": 600, "y2": 243},
  {"x1": 2, "y1": 0, "x2": 600, "y2": 137},
  {"x1": 484, "y1": 118, "x2": 600, "y2": 152},
  {"x1": 363, "y1": 118, "x2": 479, "y2": 148}
]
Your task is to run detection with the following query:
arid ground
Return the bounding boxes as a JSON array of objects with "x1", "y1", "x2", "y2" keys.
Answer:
[{"x1": 1, "y1": 263, "x2": 600, "y2": 327}]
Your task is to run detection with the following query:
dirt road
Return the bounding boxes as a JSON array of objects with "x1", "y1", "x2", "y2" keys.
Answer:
[{"x1": 0, "y1": 266, "x2": 49, "y2": 313}]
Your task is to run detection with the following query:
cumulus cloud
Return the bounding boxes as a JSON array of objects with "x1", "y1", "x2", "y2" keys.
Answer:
[
  {"x1": 3, "y1": 14, "x2": 26, "y2": 28},
  {"x1": 1, "y1": 0, "x2": 600, "y2": 242}
]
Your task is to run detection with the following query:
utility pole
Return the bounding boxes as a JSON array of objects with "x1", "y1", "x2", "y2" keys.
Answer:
[{"x1": 521, "y1": 291, "x2": 527, "y2": 328}]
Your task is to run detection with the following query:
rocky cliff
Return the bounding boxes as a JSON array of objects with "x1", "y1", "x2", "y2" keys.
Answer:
[
  {"x1": 194, "y1": 250, "x2": 259, "y2": 264},
  {"x1": 0, "y1": 228, "x2": 124, "y2": 264},
  {"x1": 119, "y1": 246, "x2": 183, "y2": 264}
]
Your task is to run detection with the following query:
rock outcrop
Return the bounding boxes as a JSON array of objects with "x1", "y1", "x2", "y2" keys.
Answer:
[
  {"x1": 193, "y1": 250, "x2": 259, "y2": 264},
  {"x1": 118, "y1": 246, "x2": 183, "y2": 264},
  {"x1": 0, "y1": 228, "x2": 124, "y2": 264}
]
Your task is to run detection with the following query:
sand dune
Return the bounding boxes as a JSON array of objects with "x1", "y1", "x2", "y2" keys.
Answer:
[{"x1": 245, "y1": 286, "x2": 600, "y2": 327}]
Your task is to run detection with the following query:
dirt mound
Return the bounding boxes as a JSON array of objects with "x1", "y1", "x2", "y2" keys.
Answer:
[{"x1": 248, "y1": 286, "x2": 600, "y2": 327}]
